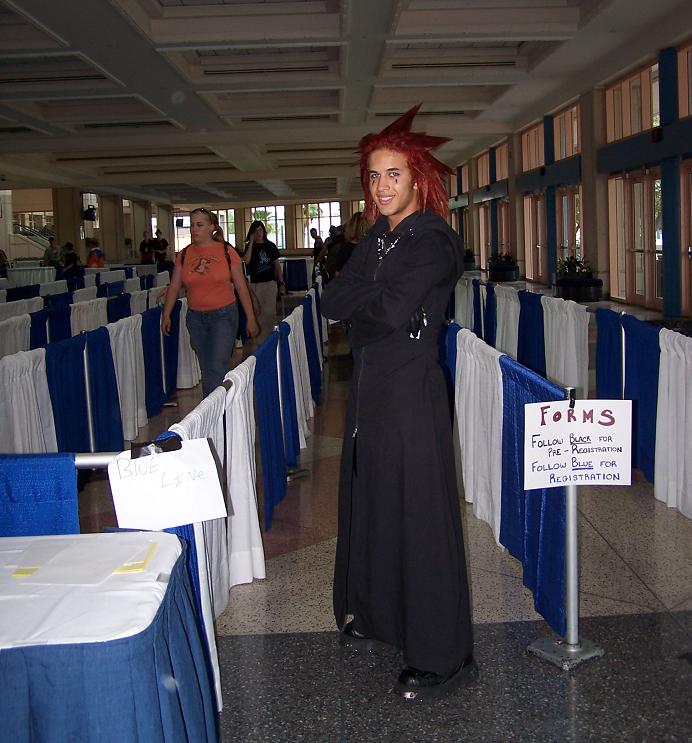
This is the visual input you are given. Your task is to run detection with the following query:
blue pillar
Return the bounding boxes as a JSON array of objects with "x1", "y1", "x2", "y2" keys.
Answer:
[
  {"x1": 490, "y1": 201, "x2": 499, "y2": 255},
  {"x1": 456, "y1": 208, "x2": 464, "y2": 242},
  {"x1": 658, "y1": 48, "x2": 682, "y2": 316},
  {"x1": 543, "y1": 116, "x2": 557, "y2": 284}
]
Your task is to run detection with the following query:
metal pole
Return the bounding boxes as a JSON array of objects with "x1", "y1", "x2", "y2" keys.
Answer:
[
  {"x1": 564, "y1": 482, "x2": 580, "y2": 648},
  {"x1": 620, "y1": 311, "x2": 626, "y2": 399},
  {"x1": 75, "y1": 452, "x2": 119, "y2": 469},
  {"x1": 83, "y1": 339, "x2": 96, "y2": 453}
]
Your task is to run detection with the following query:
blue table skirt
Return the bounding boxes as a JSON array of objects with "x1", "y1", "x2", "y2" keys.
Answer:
[{"x1": 0, "y1": 544, "x2": 218, "y2": 743}]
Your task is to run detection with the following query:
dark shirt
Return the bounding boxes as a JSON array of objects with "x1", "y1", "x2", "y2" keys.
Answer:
[{"x1": 245, "y1": 239, "x2": 280, "y2": 283}]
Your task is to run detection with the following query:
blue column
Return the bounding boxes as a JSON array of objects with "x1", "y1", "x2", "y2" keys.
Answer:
[
  {"x1": 490, "y1": 200, "x2": 499, "y2": 255},
  {"x1": 658, "y1": 48, "x2": 681, "y2": 316},
  {"x1": 543, "y1": 116, "x2": 557, "y2": 283},
  {"x1": 457, "y1": 208, "x2": 464, "y2": 242}
]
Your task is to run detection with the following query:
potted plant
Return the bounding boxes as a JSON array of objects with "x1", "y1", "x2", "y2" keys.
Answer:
[
  {"x1": 463, "y1": 248, "x2": 476, "y2": 271},
  {"x1": 554, "y1": 255, "x2": 603, "y2": 301},
  {"x1": 487, "y1": 252, "x2": 519, "y2": 282}
]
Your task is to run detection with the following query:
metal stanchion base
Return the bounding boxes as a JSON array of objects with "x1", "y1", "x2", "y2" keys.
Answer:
[
  {"x1": 527, "y1": 636, "x2": 604, "y2": 671},
  {"x1": 287, "y1": 467, "x2": 309, "y2": 482}
]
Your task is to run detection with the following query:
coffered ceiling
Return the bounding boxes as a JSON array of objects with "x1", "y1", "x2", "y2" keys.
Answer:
[{"x1": 0, "y1": 0, "x2": 690, "y2": 207}]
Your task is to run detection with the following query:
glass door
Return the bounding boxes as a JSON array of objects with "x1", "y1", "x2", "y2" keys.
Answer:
[
  {"x1": 479, "y1": 203, "x2": 490, "y2": 270},
  {"x1": 523, "y1": 193, "x2": 547, "y2": 283}
]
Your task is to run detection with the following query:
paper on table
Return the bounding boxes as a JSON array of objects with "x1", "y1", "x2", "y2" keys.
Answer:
[{"x1": 14, "y1": 539, "x2": 151, "y2": 585}]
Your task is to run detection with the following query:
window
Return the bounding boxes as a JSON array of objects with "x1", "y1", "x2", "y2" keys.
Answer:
[
  {"x1": 476, "y1": 152, "x2": 490, "y2": 187},
  {"x1": 297, "y1": 201, "x2": 341, "y2": 250},
  {"x1": 521, "y1": 123, "x2": 544, "y2": 172},
  {"x1": 242, "y1": 205, "x2": 285, "y2": 249},
  {"x1": 495, "y1": 142, "x2": 509, "y2": 181},
  {"x1": 556, "y1": 187, "x2": 582, "y2": 259},
  {"x1": 677, "y1": 43, "x2": 692, "y2": 118},
  {"x1": 459, "y1": 164, "x2": 469, "y2": 194},
  {"x1": 350, "y1": 199, "x2": 365, "y2": 214},
  {"x1": 606, "y1": 63, "x2": 659, "y2": 142},
  {"x1": 553, "y1": 105, "x2": 580, "y2": 160}
]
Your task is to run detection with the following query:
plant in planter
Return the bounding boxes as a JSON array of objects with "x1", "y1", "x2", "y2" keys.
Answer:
[
  {"x1": 463, "y1": 248, "x2": 476, "y2": 270},
  {"x1": 554, "y1": 255, "x2": 603, "y2": 301},
  {"x1": 487, "y1": 252, "x2": 519, "y2": 282}
]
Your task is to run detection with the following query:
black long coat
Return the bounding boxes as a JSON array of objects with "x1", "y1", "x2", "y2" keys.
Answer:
[{"x1": 321, "y1": 210, "x2": 473, "y2": 675}]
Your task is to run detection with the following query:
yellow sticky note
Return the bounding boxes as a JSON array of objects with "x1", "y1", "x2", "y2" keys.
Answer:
[{"x1": 112, "y1": 542, "x2": 158, "y2": 574}]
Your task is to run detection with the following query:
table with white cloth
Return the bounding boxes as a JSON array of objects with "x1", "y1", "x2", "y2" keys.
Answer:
[
  {"x1": 7, "y1": 266, "x2": 56, "y2": 286},
  {"x1": 0, "y1": 531, "x2": 217, "y2": 743}
]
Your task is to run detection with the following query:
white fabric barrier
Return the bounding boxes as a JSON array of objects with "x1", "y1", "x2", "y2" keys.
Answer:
[
  {"x1": 154, "y1": 272, "x2": 169, "y2": 288},
  {"x1": 83, "y1": 274, "x2": 96, "y2": 288},
  {"x1": 136, "y1": 265, "x2": 158, "y2": 277},
  {"x1": 38, "y1": 280, "x2": 68, "y2": 296},
  {"x1": 0, "y1": 278, "x2": 9, "y2": 289},
  {"x1": 177, "y1": 298, "x2": 201, "y2": 389},
  {"x1": 541, "y1": 295, "x2": 590, "y2": 399},
  {"x1": 0, "y1": 315, "x2": 31, "y2": 359},
  {"x1": 124, "y1": 277, "x2": 141, "y2": 293},
  {"x1": 0, "y1": 297, "x2": 44, "y2": 323},
  {"x1": 7, "y1": 266, "x2": 55, "y2": 286},
  {"x1": 107, "y1": 314, "x2": 147, "y2": 441},
  {"x1": 655, "y1": 329, "x2": 692, "y2": 519},
  {"x1": 99, "y1": 270, "x2": 126, "y2": 284},
  {"x1": 316, "y1": 275, "x2": 328, "y2": 347},
  {"x1": 70, "y1": 298, "x2": 109, "y2": 336},
  {"x1": 454, "y1": 328, "x2": 504, "y2": 544},
  {"x1": 72, "y1": 286, "x2": 97, "y2": 303},
  {"x1": 148, "y1": 286, "x2": 167, "y2": 308},
  {"x1": 454, "y1": 277, "x2": 474, "y2": 330},
  {"x1": 0, "y1": 348, "x2": 57, "y2": 453},
  {"x1": 130, "y1": 290, "x2": 149, "y2": 316},
  {"x1": 307, "y1": 287, "x2": 323, "y2": 365},
  {"x1": 223, "y1": 357, "x2": 266, "y2": 588},
  {"x1": 494, "y1": 284, "x2": 520, "y2": 358},
  {"x1": 283, "y1": 306, "x2": 313, "y2": 448}
]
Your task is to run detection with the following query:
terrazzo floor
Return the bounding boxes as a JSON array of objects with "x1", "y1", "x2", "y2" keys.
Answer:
[{"x1": 77, "y1": 293, "x2": 692, "y2": 742}]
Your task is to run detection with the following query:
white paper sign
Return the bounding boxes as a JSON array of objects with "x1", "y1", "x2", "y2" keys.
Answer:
[
  {"x1": 524, "y1": 400, "x2": 632, "y2": 490},
  {"x1": 108, "y1": 438, "x2": 227, "y2": 530}
]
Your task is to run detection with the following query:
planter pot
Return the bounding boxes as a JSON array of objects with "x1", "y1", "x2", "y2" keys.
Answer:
[
  {"x1": 553, "y1": 274, "x2": 603, "y2": 302},
  {"x1": 488, "y1": 264, "x2": 519, "y2": 282}
]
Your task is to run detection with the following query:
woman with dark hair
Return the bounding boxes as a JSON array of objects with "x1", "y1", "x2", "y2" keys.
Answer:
[
  {"x1": 161, "y1": 208, "x2": 259, "y2": 397},
  {"x1": 321, "y1": 105, "x2": 475, "y2": 701},
  {"x1": 241, "y1": 220, "x2": 286, "y2": 342}
]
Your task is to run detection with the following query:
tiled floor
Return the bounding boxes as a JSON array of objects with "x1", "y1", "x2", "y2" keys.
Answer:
[{"x1": 79, "y1": 293, "x2": 692, "y2": 742}]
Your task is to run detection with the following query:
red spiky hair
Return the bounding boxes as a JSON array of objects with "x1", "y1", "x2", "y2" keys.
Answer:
[{"x1": 358, "y1": 103, "x2": 453, "y2": 221}]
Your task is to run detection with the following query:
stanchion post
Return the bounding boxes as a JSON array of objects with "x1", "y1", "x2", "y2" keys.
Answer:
[
  {"x1": 83, "y1": 338, "x2": 96, "y2": 453},
  {"x1": 527, "y1": 386, "x2": 604, "y2": 670}
]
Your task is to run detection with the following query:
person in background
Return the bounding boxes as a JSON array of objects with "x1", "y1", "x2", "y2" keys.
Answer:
[
  {"x1": 0, "y1": 248, "x2": 9, "y2": 278},
  {"x1": 60, "y1": 242, "x2": 80, "y2": 278},
  {"x1": 325, "y1": 211, "x2": 370, "y2": 280},
  {"x1": 320, "y1": 104, "x2": 475, "y2": 701},
  {"x1": 241, "y1": 220, "x2": 286, "y2": 342},
  {"x1": 43, "y1": 236, "x2": 60, "y2": 268},
  {"x1": 154, "y1": 229, "x2": 169, "y2": 264},
  {"x1": 139, "y1": 231, "x2": 155, "y2": 264},
  {"x1": 161, "y1": 207, "x2": 259, "y2": 397},
  {"x1": 85, "y1": 238, "x2": 105, "y2": 268}
]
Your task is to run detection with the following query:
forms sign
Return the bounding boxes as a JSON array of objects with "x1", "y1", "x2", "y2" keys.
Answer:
[{"x1": 524, "y1": 400, "x2": 632, "y2": 490}]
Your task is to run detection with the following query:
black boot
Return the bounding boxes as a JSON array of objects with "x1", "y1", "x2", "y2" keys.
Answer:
[
  {"x1": 394, "y1": 655, "x2": 478, "y2": 701},
  {"x1": 339, "y1": 620, "x2": 383, "y2": 652}
]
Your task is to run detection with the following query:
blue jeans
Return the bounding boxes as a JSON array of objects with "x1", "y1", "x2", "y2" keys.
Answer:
[{"x1": 186, "y1": 302, "x2": 239, "y2": 397}]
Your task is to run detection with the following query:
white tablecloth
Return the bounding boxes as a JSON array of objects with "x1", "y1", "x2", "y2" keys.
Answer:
[
  {"x1": 7, "y1": 267, "x2": 56, "y2": 287},
  {"x1": 0, "y1": 531, "x2": 180, "y2": 648}
]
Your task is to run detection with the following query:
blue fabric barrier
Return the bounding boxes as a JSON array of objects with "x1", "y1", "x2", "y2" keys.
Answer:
[
  {"x1": 253, "y1": 332, "x2": 287, "y2": 530},
  {"x1": 595, "y1": 308, "x2": 623, "y2": 400},
  {"x1": 162, "y1": 300, "x2": 181, "y2": 396},
  {"x1": 64, "y1": 275, "x2": 85, "y2": 292},
  {"x1": 0, "y1": 453, "x2": 79, "y2": 537},
  {"x1": 140, "y1": 274, "x2": 155, "y2": 290},
  {"x1": 86, "y1": 327, "x2": 124, "y2": 452},
  {"x1": 442, "y1": 322, "x2": 461, "y2": 416},
  {"x1": 45, "y1": 291, "x2": 72, "y2": 308},
  {"x1": 30, "y1": 309, "x2": 49, "y2": 349},
  {"x1": 96, "y1": 283, "x2": 108, "y2": 298},
  {"x1": 622, "y1": 315, "x2": 660, "y2": 482},
  {"x1": 302, "y1": 295, "x2": 321, "y2": 405},
  {"x1": 124, "y1": 266, "x2": 134, "y2": 278},
  {"x1": 45, "y1": 335, "x2": 90, "y2": 453},
  {"x1": 484, "y1": 282, "x2": 497, "y2": 348},
  {"x1": 141, "y1": 306, "x2": 166, "y2": 419},
  {"x1": 283, "y1": 259, "x2": 308, "y2": 291},
  {"x1": 106, "y1": 292, "x2": 131, "y2": 323},
  {"x1": 107, "y1": 280, "x2": 125, "y2": 297},
  {"x1": 499, "y1": 355, "x2": 566, "y2": 636},
  {"x1": 47, "y1": 303, "x2": 72, "y2": 343},
  {"x1": 472, "y1": 279, "x2": 482, "y2": 337},
  {"x1": 517, "y1": 290, "x2": 546, "y2": 376},
  {"x1": 236, "y1": 290, "x2": 249, "y2": 342},
  {"x1": 278, "y1": 322, "x2": 300, "y2": 469},
  {"x1": 7, "y1": 284, "x2": 40, "y2": 302},
  {"x1": 0, "y1": 544, "x2": 218, "y2": 743}
]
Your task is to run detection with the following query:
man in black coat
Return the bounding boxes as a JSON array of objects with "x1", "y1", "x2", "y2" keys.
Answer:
[{"x1": 321, "y1": 105, "x2": 476, "y2": 701}]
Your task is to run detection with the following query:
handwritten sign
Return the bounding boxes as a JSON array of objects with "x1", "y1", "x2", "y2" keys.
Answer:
[
  {"x1": 524, "y1": 400, "x2": 632, "y2": 490},
  {"x1": 108, "y1": 438, "x2": 227, "y2": 530}
]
